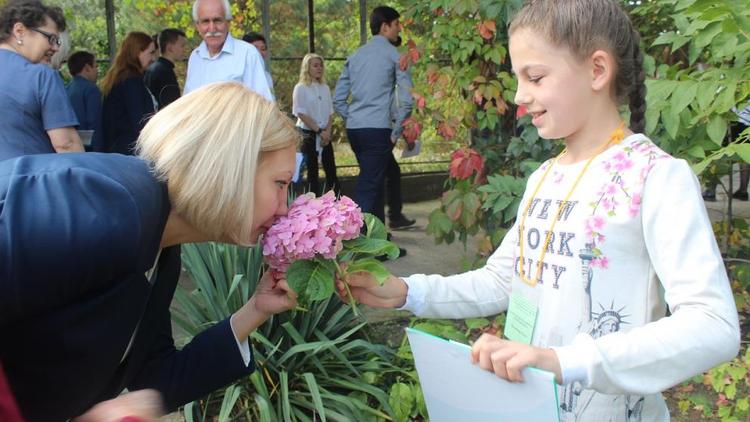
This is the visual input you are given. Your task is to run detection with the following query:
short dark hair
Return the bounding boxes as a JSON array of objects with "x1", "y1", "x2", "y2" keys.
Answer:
[
  {"x1": 369, "y1": 6, "x2": 399, "y2": 36},
  {"x1": 0, "y1": 0, "x2": 67, "y2": 43},
  {"x1": 157, "y1": 28, "x2": 186, "y2": 54},
  {"x1": 242, "y1": 31, "x2": 265, "y2": 44},
  {"x1": 67, "y1": 50, "x2": 94, "y2": 75}
]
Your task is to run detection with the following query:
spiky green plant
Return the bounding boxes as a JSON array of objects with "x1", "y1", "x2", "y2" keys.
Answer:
[{"x1": 173, "y1": 242, "x2": 400, "y2": 421}]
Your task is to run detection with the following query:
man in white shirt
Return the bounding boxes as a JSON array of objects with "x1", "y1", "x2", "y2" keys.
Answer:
[{"x1": 184, "y1": 0, "x2": 273, "y2": 100}]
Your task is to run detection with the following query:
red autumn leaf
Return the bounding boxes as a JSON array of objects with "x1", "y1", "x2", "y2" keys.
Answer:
[
  {"x1": 401, "y1": 117, "x2": 422, "y2": 143},
  {"x1": 399, "y1": 54, "x2": 409, "y2": 71},
  {"x1": 516, "y1": 104, "x2": 528, "y2": 118},
  {"x1": 449, "y1": 147, "x2": 484, "y2": 180},
  {"x1": 434, "y1": 7, "x2": 444, "y2": 16},
  {"x1": 478, "y1": 20, "x2": 497, "y2": 40},
  {"x1": 427, "y1": 70, "x2": 439, "y2": 85},
  {"x1": 413, "y1": 92, "x2": 426, "y2": 109},
  {"x1": 438, "y1": 121, "x2": 457, "y2": 140},
  {"x1": 408, "y1": 46, "x2": 420, "y2": 64}
]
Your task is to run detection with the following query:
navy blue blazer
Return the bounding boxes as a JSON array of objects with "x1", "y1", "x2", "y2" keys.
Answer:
[
  {"x1": 0, "y1": 153, "x2": 253, "y2": 421},
  {"x1": 94, "y1": 76, "x2": 155, "y2": 154}
]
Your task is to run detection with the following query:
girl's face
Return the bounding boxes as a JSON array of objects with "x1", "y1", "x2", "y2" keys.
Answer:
[
  {"x1": 250, "y1": 144, "x2": 296, "y2": 242},
  {"x1": 309, "y1": 58, "x2": 323, "y2": 81},
  {"x1": 138, "y1": 42, "x2": 157, "y2": 71},
  {"x1": 510, "y1": 28, "x2": 595, "y2": 142}
]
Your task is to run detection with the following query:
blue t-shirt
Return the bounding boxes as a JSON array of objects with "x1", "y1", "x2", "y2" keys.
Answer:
[
  {"x1": 0, "y1": 49, "x2": 79, "y2": 161},
  {"x1": 66, "y1": 75, "x2": 102, "y2": 131}
]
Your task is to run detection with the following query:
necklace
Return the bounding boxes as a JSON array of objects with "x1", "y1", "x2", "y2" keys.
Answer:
[{"x1": 517, "y1": 122, "x2": 625, "y2": 286}]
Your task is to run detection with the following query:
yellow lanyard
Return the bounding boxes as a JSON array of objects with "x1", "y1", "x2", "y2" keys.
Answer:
[{"x1": 518, "y1": 123, "x2": 625, "y2": 286}]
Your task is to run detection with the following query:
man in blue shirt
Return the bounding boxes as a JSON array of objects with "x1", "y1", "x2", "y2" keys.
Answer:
[
  {"x1": 66, "y1": 51, "x2": 101, "y2": 132},
  {"x1": 184, "y1": 0, "x2": 272, "y2": 100},
  {"x1": 334, "y1": 6, "x2": 416, "y2": 235}
]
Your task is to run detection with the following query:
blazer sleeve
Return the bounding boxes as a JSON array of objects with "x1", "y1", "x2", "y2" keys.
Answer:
[{"x1": 128, "y1": 297, "x2": 253, "y2": 410}]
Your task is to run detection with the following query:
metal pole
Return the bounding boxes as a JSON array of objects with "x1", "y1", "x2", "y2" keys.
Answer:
[
  {"x1": 307, "y1": 0, "x2": 315, "y2": 52},
  {"x1": 105, "y1": 0, "x2": 116, "y2": 61},
  {"x1": 359, "y1": 0, "x2": 367, "y2": 46},
  {"x1": 262, "y1": 0, "x2": 271, "y2": 66}
]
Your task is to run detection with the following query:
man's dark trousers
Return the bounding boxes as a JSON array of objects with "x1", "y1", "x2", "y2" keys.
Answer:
[{"x1": 348, "y1": 128, "x2": 398, "y2": 223}]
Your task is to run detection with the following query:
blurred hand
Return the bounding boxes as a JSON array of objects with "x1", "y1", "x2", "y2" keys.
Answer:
[
  {"x1": 470, "y1": 334, "x2": 562, "y2": 383},
  {"x1": 320, "y1": 128, "x2": 331, "y2": 145},
  {"x1": 251, "y1": 270, "x2": 298, "y2": 316},
  {"x1": 73, "y1": 389, "x2": 163, "y2": 422},
  {"x1": 335, "y1": 271, "x2": 408, "y2": 309}
]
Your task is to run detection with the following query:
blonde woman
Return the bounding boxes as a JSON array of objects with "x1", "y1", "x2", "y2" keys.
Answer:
[
  {"x1": 293, "y1": 53, "x2": 340, "y2": 195},
  {"x1": 0, "y1": 82, "x2": 299, "y2": 421}
]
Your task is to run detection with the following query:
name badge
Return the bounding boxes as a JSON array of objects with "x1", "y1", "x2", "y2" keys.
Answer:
[{"x1": 504, "y1": 289, "x2": 539, "y2": 345}]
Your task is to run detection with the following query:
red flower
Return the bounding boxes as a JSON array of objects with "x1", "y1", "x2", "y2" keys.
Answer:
[{"x1": 450, "y1": 147, "x2": 484, "y2": 180}]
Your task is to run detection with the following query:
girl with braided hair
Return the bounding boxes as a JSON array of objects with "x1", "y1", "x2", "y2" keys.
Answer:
[{"x1": 336, "y1": 0, "x2": 740, "y2": 420}]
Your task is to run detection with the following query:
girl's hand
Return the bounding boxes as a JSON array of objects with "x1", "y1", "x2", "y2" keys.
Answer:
[
  {"x1": 335, "y1": 271, "x2": 408, "y2": 309},
  {"x1": 470, "y1": 334, "x2": 562, "y2": 384}
]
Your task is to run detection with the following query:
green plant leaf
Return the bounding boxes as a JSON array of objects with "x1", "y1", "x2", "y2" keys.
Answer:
[
  {"x1": 388, "y1": 382, "x2": 414, "y2": 422},
  {"x1": 345, "y1": 258, "x2": 391, "y2": 285},
  {"x1": 707, "y1": 116, "x2": 728, "y2": 146},
  {"x1": 343, "y1": 237, "x2": 399, "y2": 260},
  {"x1": 287, "y1": 259, "x2": 336, "y2": 303},
  {"x1": 363, "y1": 213, "x2": 387, "y2": 240},
  {"x1": 303, "y1": 373, "x2": 327, "y2": 422}
]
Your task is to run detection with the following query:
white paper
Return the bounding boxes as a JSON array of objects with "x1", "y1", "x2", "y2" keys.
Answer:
[
  {"x1": 400, "y1": 140, "x2": 421, "y2": 158},
  {"x1": 406, "y1": 327, "x2": 560, "y2": 422}
]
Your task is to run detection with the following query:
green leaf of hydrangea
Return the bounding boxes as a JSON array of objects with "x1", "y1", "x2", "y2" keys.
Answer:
[
  {"x1": 345, "y1": 258, "x2": 390, "y2": 285},
  {"x1": 286, "y1": 259, "x2": 335, "y2": 303}
]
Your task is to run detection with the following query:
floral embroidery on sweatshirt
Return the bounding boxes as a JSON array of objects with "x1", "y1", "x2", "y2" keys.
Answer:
[{"x1": 584, "y1": 138, "x2": 669, "y2": 268}]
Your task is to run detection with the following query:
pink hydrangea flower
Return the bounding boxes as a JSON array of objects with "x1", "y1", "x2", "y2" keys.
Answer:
[{"x1": 262, "y1": 191, "x2": 364, "y2": 272}]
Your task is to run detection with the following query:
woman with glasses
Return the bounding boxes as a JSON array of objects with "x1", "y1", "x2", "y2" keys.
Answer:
[
  {"x1": 94, "y1": 31, "x2": 158, "y2": 154},
  {"x1": 0, "y1": 0, "x2": 83, "y2": 161}
]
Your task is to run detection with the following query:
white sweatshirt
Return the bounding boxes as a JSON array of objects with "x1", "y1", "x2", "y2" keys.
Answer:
[{"x1": 402, "y1": 134, "x2": 740, "y2": 421}]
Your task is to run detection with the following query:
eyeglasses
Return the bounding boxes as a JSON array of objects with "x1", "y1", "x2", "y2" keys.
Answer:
[{"x1": 29, "y1": 28, "x2": 61, "y2": 47}]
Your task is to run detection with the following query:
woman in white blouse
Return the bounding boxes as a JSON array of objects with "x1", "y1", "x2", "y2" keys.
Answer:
[{"x1": 292, "y1": 53, "x2": 339, "y2": 196}]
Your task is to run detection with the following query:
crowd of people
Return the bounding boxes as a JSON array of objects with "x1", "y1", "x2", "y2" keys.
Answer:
[{"x1": 0, "y1": 0, "x2": 743, "y2": 421}]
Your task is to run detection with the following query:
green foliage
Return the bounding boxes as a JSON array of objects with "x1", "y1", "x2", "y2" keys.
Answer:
[{"x1": 175, "y1": 242, "x2": 400, "y2": 421}]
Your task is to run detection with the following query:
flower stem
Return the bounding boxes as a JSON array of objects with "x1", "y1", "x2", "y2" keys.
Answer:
[{"x1": 333, "y1": 260, "x2": 360, "y2": 317}]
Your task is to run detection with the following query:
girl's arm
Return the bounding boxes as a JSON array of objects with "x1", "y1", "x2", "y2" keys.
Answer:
[
  {"x1": 555, "y1": 159, "x2": 740, "y2": 395},
  {"x1": 342, "y1": 221, "x2": 517, "y2": 318}
]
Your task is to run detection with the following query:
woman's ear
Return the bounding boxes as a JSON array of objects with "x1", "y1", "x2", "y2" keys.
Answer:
[{"x1": 590, "y1": 49, "x2": 614, "y2": 92}]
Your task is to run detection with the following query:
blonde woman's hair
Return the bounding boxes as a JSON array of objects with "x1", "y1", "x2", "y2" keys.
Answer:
[
  {"x1": 136, "y1": 82, "x2": 299, "y2": 245},
  {"x1": 298, "y1": 53, "x2": 325, "y2": 85}
]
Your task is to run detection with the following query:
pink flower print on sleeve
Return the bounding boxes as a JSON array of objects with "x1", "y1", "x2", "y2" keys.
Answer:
[{"x1": 584, "y1": 137, "x2": 669, "y2": 267}]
